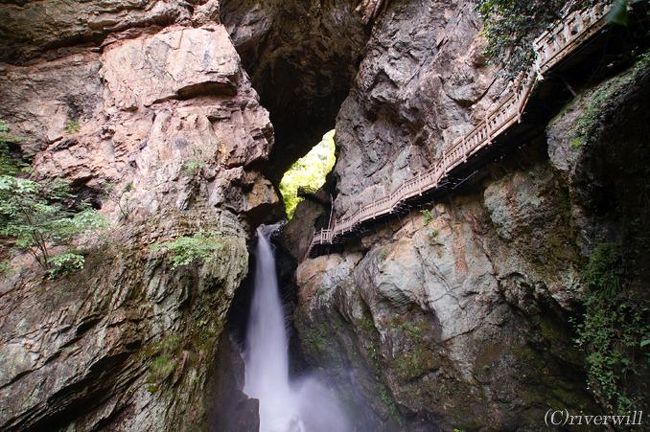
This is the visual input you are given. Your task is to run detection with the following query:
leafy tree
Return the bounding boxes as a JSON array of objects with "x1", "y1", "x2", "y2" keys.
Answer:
[
  {"x1": 279, "y1": 130, "x2": 336, "y2": 218},
  {"x1": 151, "y1": 232, "x2": 223, "y2": 269},
  {"x1": 0, "y1": 120, "x2": 106, "y2": 273},
  {"x1": 0, "y1": 175, "x2": 106, "y2": 270}
]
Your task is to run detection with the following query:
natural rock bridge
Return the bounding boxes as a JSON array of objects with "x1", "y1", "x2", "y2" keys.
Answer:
[{"x1": 309, "y1": 2, "x2": 612, "y2": 256}]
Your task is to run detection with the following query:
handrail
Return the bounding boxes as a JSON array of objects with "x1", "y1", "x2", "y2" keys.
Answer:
[{"x1": 309, "y1": 3, "x2": 610, "y2": 252}]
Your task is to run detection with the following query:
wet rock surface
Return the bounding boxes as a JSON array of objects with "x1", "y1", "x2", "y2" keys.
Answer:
[
  {"x1": 294, "y1": 162, "x2": 595, "y2": 430},
  {"x1": 292, "y1": 44, "x2": 650, "y2": 431},
  {"x1": 208, "y1": 333, "x2": 260, "y2": 432},
  {"x1": 0, "y1": 209, "x2": 250, "y2": 431},
  {"x1": 0, "y1": 2, "x2": 279, "y2": 430},
  {"x1": 1, "y1": 0, "x2": 649, "y2": 430}
]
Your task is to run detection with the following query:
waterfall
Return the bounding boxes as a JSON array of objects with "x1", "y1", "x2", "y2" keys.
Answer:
[{"x1": 244, "y1": 225, "x2": 350, "y2": 432}]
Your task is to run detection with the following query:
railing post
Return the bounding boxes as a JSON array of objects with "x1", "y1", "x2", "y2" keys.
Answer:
[{"x1": 310, "y1": 3, "x2": 607, "y2": 256}]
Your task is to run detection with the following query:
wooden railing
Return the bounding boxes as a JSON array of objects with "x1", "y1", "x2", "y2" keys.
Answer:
[{"x1": 309, "y1": 2, "x2": 611, "y2": 253}]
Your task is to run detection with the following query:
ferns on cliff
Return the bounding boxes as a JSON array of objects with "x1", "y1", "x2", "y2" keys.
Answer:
[
  {"x1": 150, "y1": 233, "x2": 224, "y2": 269},
  {"x1": 573, "y1": 243, "x2": 650, "y2": 413}
]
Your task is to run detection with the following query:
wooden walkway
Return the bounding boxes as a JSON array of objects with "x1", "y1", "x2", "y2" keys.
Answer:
[{"x1": 309, "y1": 3, "x2": 611, "y2": 254}]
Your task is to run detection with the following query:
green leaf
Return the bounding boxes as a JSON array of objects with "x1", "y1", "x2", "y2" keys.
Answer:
[
  {"x1": 0, "y1": 171, "x2": 107, "y2": 270},
  {"x1": 48, "y1": 252, "x2": 85, "y2": 279}
]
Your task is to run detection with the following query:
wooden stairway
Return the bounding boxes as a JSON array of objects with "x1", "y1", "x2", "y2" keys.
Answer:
[{"x1": 309, "y1": 2, "x2": 612, "y2": 255}]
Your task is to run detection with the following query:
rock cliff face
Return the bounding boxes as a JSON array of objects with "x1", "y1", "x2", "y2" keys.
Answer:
[
  {"x1": 294, "y1": 68, "x2": 650, "y2": 432},
  {"x1": 220, "y1": 0, "x2": 368, "y2": 181},
  {"x1": 0, "y1": 1, "x2": 276, "y2": 430},
  {"x1": 333, "y1": 0, "x2": 501, "y2": 218},
  {"x1": 1, "y1": 0, "x2": 648, "y2": 431},
  {"x1": 289, "y1": 3, "x2": 650, "y2": 432}
]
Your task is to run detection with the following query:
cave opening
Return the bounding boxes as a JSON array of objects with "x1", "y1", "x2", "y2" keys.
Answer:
[
  {"x1": 219, "y1": 0, "x2": 369, "y2": 184},
  {"x1": 279, "y1": 129, "x2": 336, "y2": 220},
  {"x1": 211, "y1": 2, "x2": 373, "y2": 428},
  {"x1": 218, "y1": 0, "x2": 368, "y2": 341}
]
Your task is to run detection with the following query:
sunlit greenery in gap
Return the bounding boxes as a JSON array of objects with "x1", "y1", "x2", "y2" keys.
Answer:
[{"x1": 279, "y1": 130, "x2": 336, "y2": 219}]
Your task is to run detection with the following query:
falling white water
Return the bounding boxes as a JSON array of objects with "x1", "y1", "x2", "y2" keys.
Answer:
[{"x1": 244, "y1": 225, "x2": 350, "y2": 432}]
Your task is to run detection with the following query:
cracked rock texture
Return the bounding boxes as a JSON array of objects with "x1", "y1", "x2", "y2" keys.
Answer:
[
  {"x1": 0, "y1": 210, "x2": 249, "y2": 431},
  {"x1": 294, "y1": 156, "x2": 597, "y2": 430},
  {"x1": 333, "y1": 0, "x2": 501, "y2": 219},
  {"x1": 0, "y1": 1, "x2": 275, "y2": 430},
  {"x1": 290, "y1": 4, "x2": 650, "y2": 432},
  {"x1": 220, "y1": 0, "x2": 369, "y2": 181}
]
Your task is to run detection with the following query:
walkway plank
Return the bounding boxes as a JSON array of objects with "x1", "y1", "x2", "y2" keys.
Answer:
[{"x1": 309, "y1": 3, "x2": 611, "y2": 254}]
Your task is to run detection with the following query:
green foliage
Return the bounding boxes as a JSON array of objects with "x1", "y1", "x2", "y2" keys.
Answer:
[
  {"x1": 279, "y1": 129, "x2": 336, "y2": 219},
  {"x1": 301, "y1": 326, "x2": 329, "y2": 354},
  {"x1": 151, "y1": 232, "x2": 223, "y2": 269},
  {"x1": 0, "y1": 121, "x2": 25, "y2": 176},
  {"x1": 0, "y1": 120, "x2": 102, "y2": 277},
  {"x1": 182, "y1": 158, "x2": 204, "y2": 176},
  {"x1": 146, "y1": 334, "x2": 182, "y2": 393},
  {"x1": 0, "y1": 120, "x2": 23, "y2": 145},
  {"x1": 569, "y1": 137, "x2": 583, "y2": 150},
  {"x1": 181, "y1": 148, "x2": 213, "y2": 177},
  {"x1": 387, "y1": 318, "x2": 437, "y2": 382},
  {"x1": 388, "y1": 318, "x2": 425, "y2": 342},
  {"x1": 573, "y1": 243, "x2": 650, "y2": 413},
  {"x1": 572, "y1": 83, "x2": 619, "y2": 150},
  {"x1": 420, "y1": 208, "x2": 433, "y2": 225},
  {"x1": 477, "y1": 0, "x2": 605, "y2": 77},
  {"x1": 571, "y1": 50, "x2": 650, "y2": 150},
  {"x1": 189, "y1": 315, "x2": 220, "y2": 355},
  {"x1": 48, "y1": 252, "x2": 85, "y2": 279},
  {"x1": 393, "y1": 346, "x2": 430, "y2": 381},
  {"x1": 64, "y1": 119, "x2": 80, "y2": 134},
  {"x1": 378, "y1": 384, "x2": 400, "y2": 419},
  {"x1": 0, "y1": 175, "x2": 107, "y2": 270},
  {"x1": 477, "y1": 0, "x2": 569, "y2": 76}
]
